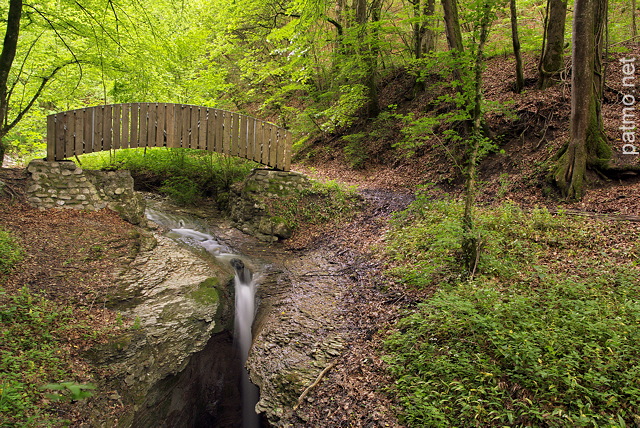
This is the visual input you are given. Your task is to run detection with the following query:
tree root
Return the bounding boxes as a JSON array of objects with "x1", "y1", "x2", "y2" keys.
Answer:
[
  {"x1": 293, "y1": 361, "x2": 337, "y2": 411},
  {"x1": 0, "y1": 180, "x2": 19, "y2": 201}
]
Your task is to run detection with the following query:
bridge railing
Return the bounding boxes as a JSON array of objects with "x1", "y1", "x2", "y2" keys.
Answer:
[{"x1": 46, "y1": 103, "x2": 292, "y2": 171}]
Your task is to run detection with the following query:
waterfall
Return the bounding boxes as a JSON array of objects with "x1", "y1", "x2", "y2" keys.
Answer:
[
  {"x1": 146, "y1": 207, "x2": 261, "y2": 427},
  {"x1": 231, "y1": 258, "x2": 261, "y2": 428}
]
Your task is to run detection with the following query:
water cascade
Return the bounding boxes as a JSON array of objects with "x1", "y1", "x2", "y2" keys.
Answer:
[
  {"x1": 230, "y1": 258, "x2": 261, "y2": 428},
  {"x1": 146, "y1": 207, "x2": 262, "y2": 427}
]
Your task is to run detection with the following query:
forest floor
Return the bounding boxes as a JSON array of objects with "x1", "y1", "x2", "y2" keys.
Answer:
[{"x1": 2, "y1": 45, "x2": 640, "y2": 426}]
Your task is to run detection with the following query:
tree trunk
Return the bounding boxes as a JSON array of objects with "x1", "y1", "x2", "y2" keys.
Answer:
[
  {"x1": 510, "y1": 0, "x2": 525, "y2": 93},
  {"x1": 462, "y1": 3, "x2": 491, "y2": 277},
  {"x1": 632, "y1": 0, "x2": 637, "y2": 38},
  {"x1": 554, "y1": 0, "x2": 610, "y2": 199},
  {"x1": 538, "y1": 0, "x2": 567, "y2": 89},
  {"x1": 441, "y1": 0, "x2": 464, "y2": 54},
  {"x1": 351, "y1": 0, "x2": 380, "y2": 118},
  {"x1": 0, "y1": 0, "x2": 23, "y2": 166},
  {"x1": 412, "y1": 0, "x2": 436, "y2": 59},
  {"x1": 441, "y1": 0, "x2": 464, "y2": 85}
]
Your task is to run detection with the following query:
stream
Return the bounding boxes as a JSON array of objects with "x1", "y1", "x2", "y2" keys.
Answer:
[{"x1": 145, "y1": 206, "x2": 263, "y2": 428}]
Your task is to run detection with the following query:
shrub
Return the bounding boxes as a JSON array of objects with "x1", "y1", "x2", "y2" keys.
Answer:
[
  {"x1": 267, "y1": 179, "x2": 360, "y2": 231},
  {"x1": 383, "y1": 197, "x2": 640, "y2": 426},
  {"x1": 0, "y1": 228, "x2": 23, "y2": 275},
  {"x1": 160, "y1": 176, "x2": 201, "y2": 206},
  {"x1": 0, "y1": 288, "x2": 78, "y2": 426},
  {"x1": 77, "y1": 148, "x2": 257, "y2": 206}
]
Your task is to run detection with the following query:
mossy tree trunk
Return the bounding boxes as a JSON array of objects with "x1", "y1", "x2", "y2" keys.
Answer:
[
  {"x1": 554, "y1": 0, "x2": 611, "y2": 200},
  {"x1": 538, "y1": 0, "x2": 567, "y2": 89},
  {"x1": 510, "y1": 0, "x2": 525, "y2": 93},
  {"x1": 411, "y1": 0, "x2": 437, "y2": 59}
]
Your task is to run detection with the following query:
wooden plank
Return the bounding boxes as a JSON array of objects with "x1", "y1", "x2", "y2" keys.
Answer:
[
  {"x1": 237, "y1": 115, "x2": 247, "y2": 159},
  {"x1": 224, "y1": 111, "x2": 233, "y2": 154},
  {"x1": 146, "y1": 103, "x2": 156, "y2": 148},
  {"x1": 139, "y1": 103, "x2": 148, "y2": 148},
  {"x1": 179, "y1": 105, "x2": 189, "y2": 148},
  {"x1": 112, "y1": 105, "x2": 121, "y2": 150},
  {"x1": 103, "y1": 105, "x2": 113, "y2": 152},
  {"x1": 205, "y1": 108, "x2": 215, "y2": 152},
  {"x1": 230, "y1": 112, "x2": 240, "y2": 156},
  {"x1": 72, "y1": 109, "x2": 83, "y2": 157},
  {"x1": 268, "y1": 124, "x2": 277, "y2": 168},
  {"x1": 65, "y1": 111, "x2": 75, "y2": 158},
  {"x1": 46, "y1": 115, "x2": 56, "y2": 161},
  {"x1": 283, "y1": 130, "x2": 292, "y2": 171},
  {"x1": 275, "y1": 128, "x2": 286, "y2": 170},
  {"x1": 166, "y1": 104, "x2": 177, "y2": 148},
  {"x1": 214, "y1": 109, "x2": 223, "y2": 153},
  {"x1": 198, "y1": 107, "x2": 207, "y2": 150},
  {"x1": 130, "y1": 103, "x2": 139, "y2": 148},
  {"x1": 56, "y1": 113, "x2": 67, "y2": 159},
  {"x1": 156, "y1": 103, "x2": 167, "y2": 147},
  {"x1": 121, "y1": 104, "x2": 130, "y2": 149},
  {"x1": 94, "y1": 107, "x2": 103, "y2": 153},
  {"x1": 84, "y1": 107, "x2": 93, "y2": 153},
  {"x1": 254, "y1": 121, "x2": 263, "y2": 163},
  {"x1": 175, "y1": 104, "x2": 184, "y2": 148},
  {"x1": 258, "y1": 121, "x2": 267, "y2": 165},
  {"x1": 246, "y1": 116, "x2": 255, "y2": 161},
  {"x1": 190, "y1": 106, "x2": 199, "y2": 149}
]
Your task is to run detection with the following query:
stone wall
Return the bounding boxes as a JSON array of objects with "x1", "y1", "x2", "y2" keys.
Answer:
[
  {"x1": 25, "y1": 159, "x2": 146, "y2": 225},
  {"x1": 230, "y1": 168, "x2": 310, "y2": 242}
]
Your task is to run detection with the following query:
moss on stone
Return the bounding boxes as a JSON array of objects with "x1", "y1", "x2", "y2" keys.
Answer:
[{"x1": 189, "y1": 278, "x2": 221, "y2": 306}]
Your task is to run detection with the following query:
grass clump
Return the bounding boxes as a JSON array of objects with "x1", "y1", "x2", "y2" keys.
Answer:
[
  {"x1": 383, "y1": 194, "x2": 640, "y2": 426},
  {"x1": 0, "y1": 287, "x2": 83, "y2": 426},
  {"x1": 267, "y1": 179, "x2": 360, "y2": 231},
  {"x1": 77, "y1": 148, "x2": 257, "y2": 206},
  {"x1": 0, "y1": 228, "x2": 23, "y2": 275}
]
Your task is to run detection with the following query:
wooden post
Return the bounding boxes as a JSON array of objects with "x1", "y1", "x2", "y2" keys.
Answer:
[{"x1": 47, "y1": 115, "x2": 56, "y2": 161}]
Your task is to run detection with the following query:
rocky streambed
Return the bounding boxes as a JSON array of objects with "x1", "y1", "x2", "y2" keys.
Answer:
[{"x1": 83, "y1": 185, "x2": 411, "y2": 427}]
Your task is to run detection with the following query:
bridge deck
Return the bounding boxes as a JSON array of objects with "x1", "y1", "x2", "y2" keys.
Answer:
[{"x1": 47, "y1": 103, "x2": 292, "y2": 171}]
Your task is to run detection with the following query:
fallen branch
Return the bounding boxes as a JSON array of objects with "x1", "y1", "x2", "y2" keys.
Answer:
[{"x1": 293, "y1": 361, "x2": 337, "y2": 411}]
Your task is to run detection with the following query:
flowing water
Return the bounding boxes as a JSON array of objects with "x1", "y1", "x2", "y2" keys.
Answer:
[{"x1": 146, "y1": 207, "x2": 262, "y2": 427}]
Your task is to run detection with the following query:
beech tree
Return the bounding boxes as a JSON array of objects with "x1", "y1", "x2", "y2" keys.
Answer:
[
  {"x1": 554, "y1": 0, "x2": 611, "y2": 199},
  {"x1": 409, "y1": 0, "x2": 437, "y2": 59},
  {"x1": 510, "y1": 0, "x2": 524, "y2": 93},
  {"x1": 0, "y1": 0, "x2": 24, "y2": 162},
  {"x1": 538, "y1": 0, "x2": 568, "y2": 89}
]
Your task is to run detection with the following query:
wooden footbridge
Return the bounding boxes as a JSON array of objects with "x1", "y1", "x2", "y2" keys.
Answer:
[{"x1": 46, "y1": 103, "x2": 292, "y2": 171}]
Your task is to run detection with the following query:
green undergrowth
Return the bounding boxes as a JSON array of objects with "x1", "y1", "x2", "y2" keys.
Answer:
[
  {"x1": 0, "y1": 228, "x2": 23, "y2": 275},
  {"x1": 0, "y1": 287, "x2": 84, "y2": 426},
  {"x1": 383, "y1": 191, "x2": 640, "y2": 427},
  {"x1": 267, "y1": 179, "x2": 360, "y2": 231},
  {"x1": 77, "y1": 148, "x2": 258, "y2": 206}
]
